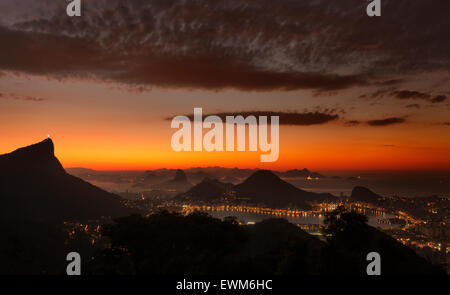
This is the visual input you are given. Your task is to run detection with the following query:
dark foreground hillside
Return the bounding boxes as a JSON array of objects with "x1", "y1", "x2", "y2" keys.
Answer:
[
  {"x1": 87, "y1": 210, "x2": 444, "y2": 275},
  {"x1": 1, "y1": 209, "x2": 444, "y2": 275},
  {"x1": 0, "y1": 139, "x2": 135, "y2": 222}
]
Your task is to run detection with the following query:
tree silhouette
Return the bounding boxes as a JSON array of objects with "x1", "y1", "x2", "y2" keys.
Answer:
[
  {"x1": 85, "y1": 210, "x2": 443, "y2": 275},
  {"x1": 322, "y1": 206, "x2": 444, "y2": 275},
  {"x1": 323, "y1": 206, "x2": 368, "y2": 237}
]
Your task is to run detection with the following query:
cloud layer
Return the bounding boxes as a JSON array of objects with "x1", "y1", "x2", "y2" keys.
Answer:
[
  {"x1": 168, "y1": 111, "x2": 339, "y2": 126},
  {"x1": 367, "y1": 117, "x2": 406, "y2": 127},
  {"x1": 0, "y1": 92, "x2": 46, "y2": 102},
  {"x1": 0, "y1": 0, "x2": 449, "y2": 91}
]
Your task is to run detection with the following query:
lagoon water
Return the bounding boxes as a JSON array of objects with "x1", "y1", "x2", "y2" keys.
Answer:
[{"x1": 199, "y1": 208, "x2": 398, "y2": 229}]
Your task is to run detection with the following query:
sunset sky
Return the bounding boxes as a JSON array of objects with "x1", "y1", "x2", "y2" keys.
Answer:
[{"x1": 0, "y1": 0, "x2": 449, "y2": 171}]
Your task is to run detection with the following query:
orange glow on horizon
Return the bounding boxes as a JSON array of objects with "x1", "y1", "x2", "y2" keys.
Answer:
[
  {"x1": 1, "y1": 123, "x2": 449, "y2": 172},
  {"x1": 1, "y1": 75, "x2": 449, "y2": 172}
]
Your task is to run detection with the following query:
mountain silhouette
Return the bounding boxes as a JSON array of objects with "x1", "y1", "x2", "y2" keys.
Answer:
[
  {"x1": 186, "y1": 170, "x2": 213, "y2": 183},
  {"x1": 0, "y1": 138, "x2": 65, "y2": 175},
  {"x1": 175, "y1": 170, "x2": 337, "y2": 207},
  {"x1": 172, "y1": 169, "x2": 188, "y2": 183},
  {"x1": 140, "y1": 171, "x2": 166, "y2": 185},
  {"x1": 350, "y1": 186, "x2": 383, "y2": 205},
  {"x1": 220, "y1": 175, "x2": 240, "y2": 184},
  {"x1": 276, "y1": 168, "x2": 324, "y2": 178},
  {"x1": 176, "y1": 178, "x2": 233, "y2": 202},
  {"x1": 0, "y1": 139, "x2": 136, "y2": 222},
  {"x1": 234, "y1": 170, "x2": 337, "y2": 208},
  {"x1": 153, "y1": 169, "x2": 192, "y2": 191}
]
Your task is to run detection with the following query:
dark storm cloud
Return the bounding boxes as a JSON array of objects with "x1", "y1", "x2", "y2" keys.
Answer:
[
  {"x1": 391, "y1": 91, "x2": 447, "y2": 103},
  {"x1": 171, "y1": 112, "x2": 410, "y2": 127},
  {"x1": 359, "y1": 88, "x2": 393, "y2": 99},
  {"x1": 405, "y1": 104, "x2": 421, "y2": 109},
  {"x1": 391, "y1": 90, "x2": 430, "y2": 100},
  {"x1": 0, "y1": 0, "x2": 449, "y2": 90},
  {"x1": 0, "y1": 26, "x2": 367, "y2": 91},
  {"x1": 360, "y1": 90, "x2": 448, "y2": 104},
  {"x1": 367, "y1": 117, "x2": 406, "y2": 126},
  {"x1": 168, "y1": 111, "x2": 339, "y2": 126},
  {"x1": 431, "y1": 95, "x2": 447, "y2": 103}
]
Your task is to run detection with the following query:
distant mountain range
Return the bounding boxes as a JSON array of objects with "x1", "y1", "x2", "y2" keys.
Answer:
[
  {"x1": 274, "y1": 168, "x2": 324, "y2": 179},
  {"x1": 0, "y1": 139, "x2": 444, "y2": 276},
  {"x1": 69, "y1": 166, "x2": 327, "y2": 187},
  {"x1": 1, "y1": 139, "x2": 334, "y2": 215},
  {"x1": 350, "y1": 186, "x2": 383, "y2": 205},
  {"x1": 235, "y1": 170, "x2": 336, "y2": 208},
  {"x1": 176, "y1": 178, "x2": 234, "y2": 203},
  {"x1": 152, "y1": 169, "x2": 192, "y2": 191},
  {"x1": 0, "y1": 139, "x2": 136, "y2": 222},
  {"x1": 177, "y1": 170, "x2": 337, "y2": 209}
]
